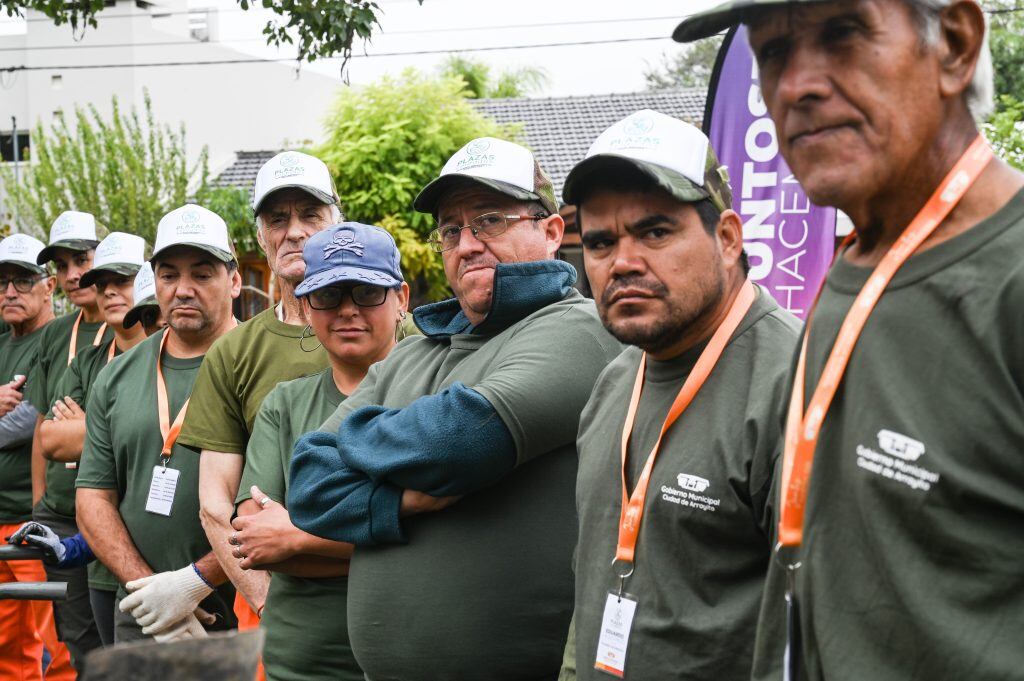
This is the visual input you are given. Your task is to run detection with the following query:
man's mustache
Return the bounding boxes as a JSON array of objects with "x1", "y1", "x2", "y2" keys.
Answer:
[{"x1": 601, "y1": 276, "x2": 668, "y2": 307}]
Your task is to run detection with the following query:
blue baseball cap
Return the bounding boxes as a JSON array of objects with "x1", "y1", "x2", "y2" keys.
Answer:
[{"x1": 295, "y1": 222, "x2": 404, "y2": 297}]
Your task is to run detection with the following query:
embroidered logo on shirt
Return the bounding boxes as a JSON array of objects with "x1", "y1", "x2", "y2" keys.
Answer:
[
  {"x1": 876, "y1": 429, "x2": 925, "y2": 461},
  {"x1": 323, "y1": 229, "x2": 365, "y2": 259},
  {"x1": 660, "y1": 473, "x2": 720, "y2": 512},
  {"x1": 855, "y1": 429, "x2": 940, "y2": 492}
]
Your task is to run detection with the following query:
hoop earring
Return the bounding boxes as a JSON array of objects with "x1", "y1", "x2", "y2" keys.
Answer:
[{"x1": 299, "y1": 324, "x2": 322, "y2": 353}]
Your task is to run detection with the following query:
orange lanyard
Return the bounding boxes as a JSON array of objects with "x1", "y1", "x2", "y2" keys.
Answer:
[
  {"x1": 156, "y1": 329, "x2": 190, "y2": 461},
  {"x1": 106, "y1": 341, "x2": 116, "y2": 363},
  {"x1": 67, "y1": 311, "x2": 108, "y2": 367},
  {"x1": 777, "y1": 135, "x2": 993, "y2": 549},
  {"x1": 615, "y1": 279, "x2": 756, "y2": 578}
]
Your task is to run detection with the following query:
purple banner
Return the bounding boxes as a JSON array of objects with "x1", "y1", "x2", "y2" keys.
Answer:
[{"x1": 705, "y1": 25, "x2": 836, "y2": 319}]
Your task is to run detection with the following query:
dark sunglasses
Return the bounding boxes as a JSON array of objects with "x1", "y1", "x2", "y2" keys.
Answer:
[{"x1": 307, "y1": 284, "x2": 390, "y2": 310}]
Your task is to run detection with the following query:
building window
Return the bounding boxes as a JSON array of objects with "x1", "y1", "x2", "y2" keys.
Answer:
[{"x1": 0, "y1": 131, "x2": 30, "y2": 163}]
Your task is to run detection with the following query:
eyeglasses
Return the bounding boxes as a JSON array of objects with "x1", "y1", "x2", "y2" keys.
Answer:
[
  {"x1": 307, "y1": 284, "x2": 390, "y2": 310},
  {"x1": 0, "y1": 275, "x2": 45, "y2": 294},
  {"x1": 428, "y1": 212, "x2": 547, "y2": 253}
]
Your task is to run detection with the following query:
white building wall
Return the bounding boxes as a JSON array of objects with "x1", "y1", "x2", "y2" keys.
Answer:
[{"x1": 0, "y1": 0, "x2": 341, "y2": 228}]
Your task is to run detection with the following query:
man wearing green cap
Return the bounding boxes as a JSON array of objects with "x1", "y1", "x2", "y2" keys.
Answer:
[
  {"x1": 557, "y1": 110, "x2": 799, "y2": 680},
  {"x1": 39, "y1": 232, "x2": 152, "y2": 646},
  {"x1": 30, "y1": 210, "x2": 111, "y2": 669},
  {"x1": 674, "y1": 2, "x2": 1024, "y2": 681},
  {"x1": 287, "y1": 137, "x2": 623, "y2": 681}
]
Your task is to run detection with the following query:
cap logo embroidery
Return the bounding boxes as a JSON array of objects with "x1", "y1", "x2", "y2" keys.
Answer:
[
  {"x1": 457, "y1": 139, "x2": 496, "y2": 171},
  {"x1": 323, "y1": 229, "x2": 365, "y2": 258},
  {"x1": 51, "y1": 215, "x2": 75, "y2": 238},
  {"x1": 176, "y1": 209, "x2": 205, "y2": 235},
  {"x1": 623, "y1": 116, "x2": 655, "y2": 136},
  {"x1": 608, "y1": 115, "x2": 660, "y2": 151},
  {"x1": 274, "y1": 153, "x2": 305, "y2": 180}
]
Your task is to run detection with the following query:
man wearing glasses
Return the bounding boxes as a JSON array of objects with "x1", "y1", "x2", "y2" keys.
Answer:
[
  {"x1": 182, "y1": 152, "x2": 337, "y2": 632},
  {"x1": 287, "y1": 137, "x2": 622, "y2": 681},
  {"x1": 0, "y1": 234, "x2": 58, "y2": 680}
]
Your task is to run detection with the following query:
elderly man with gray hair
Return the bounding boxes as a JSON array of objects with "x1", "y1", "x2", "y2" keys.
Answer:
[
  {"x1": 674, "y1": 2, "x2": 1024, "y2": 681},
  {"x1": 181, "y1": 151, "x2": 340, "y2": 631}
]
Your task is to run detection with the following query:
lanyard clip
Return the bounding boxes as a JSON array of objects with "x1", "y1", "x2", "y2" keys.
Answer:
[
  {"x1": 160, "y1": 454, "x2": 170, "y2": 470},
  {"x1": 611, "y1": 558, "x2": 634, "y2": 601},
  {"x1": 774, "y1": 542, "x2": 802, "y2": 597}
]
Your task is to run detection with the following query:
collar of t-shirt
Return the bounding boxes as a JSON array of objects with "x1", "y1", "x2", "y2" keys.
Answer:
[{"x1": 413, "y1": 260, "x2": 577, "y2": 340}]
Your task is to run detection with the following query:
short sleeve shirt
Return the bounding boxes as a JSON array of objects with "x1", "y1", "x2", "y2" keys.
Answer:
[{"x1": 177, "y1": 308, "x2": 328, "y2": 454}]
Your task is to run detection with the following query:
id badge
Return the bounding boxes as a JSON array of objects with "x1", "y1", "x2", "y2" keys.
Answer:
[
  {"x1": 64, "y1": 462, "x2": 77, "y2": 469},
  {"x1": 594, "y1": 591, "x2": 638, "y2": 678},
  {"x1": 145, "y1": 465, "x2": 179, "y2": 516}
]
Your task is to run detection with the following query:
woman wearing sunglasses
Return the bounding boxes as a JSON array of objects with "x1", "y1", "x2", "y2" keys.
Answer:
[{"x1": 230, "y1": 222, "x2": 408, "y2": 681}]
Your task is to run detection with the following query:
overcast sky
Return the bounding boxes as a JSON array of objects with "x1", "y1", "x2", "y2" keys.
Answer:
[{"x1": 1, "y1": 0, "x2": 723, "y2": 96}]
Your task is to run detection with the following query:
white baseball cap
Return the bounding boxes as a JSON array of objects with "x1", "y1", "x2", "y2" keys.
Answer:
[
  {"x1": 413, "y1": 137, "x2": 558, "y2": 216},
  {"x1": 123, "y1": 261, "x2": 158, "y2": 329},
  {"x1": 0, "y1": 234, "x2": 48, "y2": 274},
  {"x1": 152, "y1": 204, "x2": 235, "y2": 264},
  {"x1": 79, "y1": 232, "x2": 148, "y2": 288},
  {"x1": 37, "y1": 210, "x2": 101, "y2": 264},
  {"x1": 562, "y1": 109, "x2": 732, "y2": 212},
  {"x1": 252, "y1": 151, "x2": 338, "y2": 215}
]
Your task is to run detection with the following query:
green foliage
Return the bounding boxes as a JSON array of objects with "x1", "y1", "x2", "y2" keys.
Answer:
[
  {"x1": 4, "y1": 0, "x2": 421, "y2": 71},
  {"x1": 644, "y1": 35, "x2": 724, "y2": 90},
  {"x1": 203, "y1": 186, "x2": 259, "y2": 254},
  {"x1": 989, "y1": 2, "x2": 1024, "y2": 108},
  {"x1": 440, "y1": 55, "x2": 549, "y2": 99},
  {"x1": 315, "y1": 69, "x2": 519, "y2": 300},
  {"x1": 985, "y1": 95, "x2": 1024, "y2": 170},
  {"x1": 0, "y1": 93, "x2": 208, "y2": 243},
  {"x1": 1, "y1": 0, "x2": 104, "y2": 34}
]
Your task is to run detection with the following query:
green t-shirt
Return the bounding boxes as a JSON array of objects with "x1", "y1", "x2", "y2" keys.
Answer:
[
  {"x1": 237, "y1": 368, "x2": 359, "y2": 681},
  {"x1": 28, "y1": 312, "x2": 113, "y2": 519},
  {"x1": 75, "y1": 332, "x2": 234, "y2": 616},
  {"x1": 752, "y1": 189, "x2": 1024, "y2": 681},
  {"x1": 177, "y1": 308, "x2": 329, "y2": 455},
  {"x1": 46, "y1": 338, "x2": 122, "y2": 591},
  {"x1": 0, "y1": 326, "x2": 49, "y2": 523},
  {"x1": 321, "y1": 290, "x2": 623, "y2": 681},
  {"x1": 568, "y1": 288, "x2": 799, "y2": 681}
]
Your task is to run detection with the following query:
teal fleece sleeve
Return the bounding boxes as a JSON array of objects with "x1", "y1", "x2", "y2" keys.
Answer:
[{"x1": 287, "y1": 382, "x2": 516, "y2": 545}]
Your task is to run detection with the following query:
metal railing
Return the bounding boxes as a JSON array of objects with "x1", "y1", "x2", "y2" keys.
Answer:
[{"x1": 0, "y1": 544, "x2": 68, "y2": 601}]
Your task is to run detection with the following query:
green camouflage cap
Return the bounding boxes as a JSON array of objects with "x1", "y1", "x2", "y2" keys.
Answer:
[
  {"x1": 414, "y1": 137, "x2": 559, "y2": 217},
  {"x1": 673, "y1": 0, "x2": 832, "y2": 42},
  {"x1": 563, "y1": 109, "x2": 732, "y2": 213}
]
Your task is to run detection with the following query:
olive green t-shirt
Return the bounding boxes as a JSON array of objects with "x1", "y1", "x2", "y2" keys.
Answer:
[
  {"x1": 752, "y1": 189, "x2": 1024, "y2": 681},
  {"x1": 567, "y1": 288, "x2": 799, "y2": 681},
  {"x1": 0, "y1": 326, "x2": 49, "y2": 523},
  {"x1": 75, "y1": 332, "x2": 234, "y2": 615},
  {"x1": 177, "y1": 308, "x2": 328, "y2": 455},
  {"x1": 321, "y1": 290, "x2": 623, "y2": 681},
  {"x1": 28, "y1": 312, "x2": 113, "y2": 519},
  {"x1": 237, "y1": 368, "x2": 359, "y2": 681},
  {"x1": 46, "y1": 338, "x2": 123, "y2": 591}
]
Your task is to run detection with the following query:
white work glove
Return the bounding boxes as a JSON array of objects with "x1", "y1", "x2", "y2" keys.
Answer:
[
  {"x1": 152, "y1": 608, "x2": 215, "y2": 643},
  {"x1": 120, "y1": 564, "x2": 213, "y2": 636},
  {"x1": 7, "y1": 522, "x2": 65, "y2": 565}
]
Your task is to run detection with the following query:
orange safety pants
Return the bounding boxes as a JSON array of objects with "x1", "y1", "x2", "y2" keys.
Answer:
[
  {"x1": 0, "y1": 523, "x2": 75, "y2": 681},
  {"x1": 234, "y1": 591, "x2": 265, "y2": 681}
]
